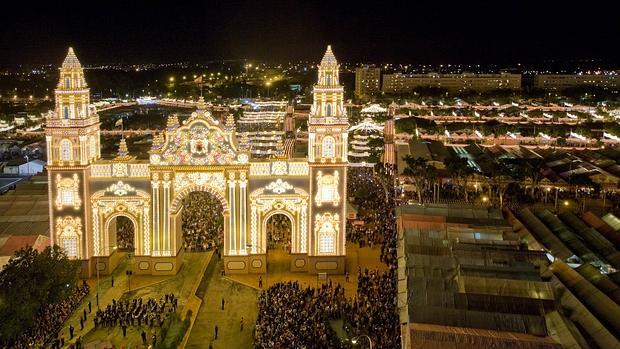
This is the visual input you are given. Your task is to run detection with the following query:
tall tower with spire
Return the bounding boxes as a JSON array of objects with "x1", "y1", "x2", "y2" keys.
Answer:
[
  {"x1": 307, "y1": 45, "x2": 348, "y2": 273},
  {"x1": 46, "y1": 47, "x2": 101, "y2": 262}
]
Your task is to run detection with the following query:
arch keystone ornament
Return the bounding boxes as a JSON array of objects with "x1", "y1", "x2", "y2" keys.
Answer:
[{"x1": 47, "y1": 46, "x2": 348, "y2": 277}]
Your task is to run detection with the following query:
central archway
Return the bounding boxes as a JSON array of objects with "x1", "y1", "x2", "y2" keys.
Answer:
[{"x1": 180, "y1": 191, "x2": 224, "y2": 252}]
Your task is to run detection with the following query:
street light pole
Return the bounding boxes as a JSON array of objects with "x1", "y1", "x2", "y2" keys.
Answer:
[{"x1": 96, "y1": 255, "x2": 100, "y2": 308}]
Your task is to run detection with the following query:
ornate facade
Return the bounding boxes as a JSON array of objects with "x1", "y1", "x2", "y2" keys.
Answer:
[{"x1": 47, "y1": 46, "x2": 348, "y2": 276}]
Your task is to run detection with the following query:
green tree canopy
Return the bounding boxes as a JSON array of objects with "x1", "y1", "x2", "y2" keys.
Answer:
[{"x1": 0, "y1": 245, "x2": 81, "y2": 342}]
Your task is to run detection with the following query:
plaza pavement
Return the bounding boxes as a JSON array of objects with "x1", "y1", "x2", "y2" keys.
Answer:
[
  {"x1": 57, "y1": 252, "x2": 211, "y2": 348},
  {"x1": 184, "y1": 243, "x2": 387, "y2": 348},
  {"x1": 227, "y1": 242, "x2": 389, "y2": 298},
  {"x1": 53, "y1": 242, "x2": 385, "y2": 348}
]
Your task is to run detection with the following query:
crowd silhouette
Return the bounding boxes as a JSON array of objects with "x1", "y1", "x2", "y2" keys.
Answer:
[
  {"x1": 266, "y1": 214, "x2": 292, "y2": 251},
  {"x1": 94, "y1": 294, "x2": 178, "y2": 329},
  {"x1": 115, "y1": 217, "x2": 135, "y2": 250},
  {"x1": 182, "y1": 192, "x2": 224, "y2": 251},
  {"x1": 5, "y1": 282, "x2": 89, "y2": 349}
]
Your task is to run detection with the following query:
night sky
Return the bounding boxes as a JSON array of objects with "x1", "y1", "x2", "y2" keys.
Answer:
[{"x1": 1, "y1": 0, "x2": 618, "y2": 65}]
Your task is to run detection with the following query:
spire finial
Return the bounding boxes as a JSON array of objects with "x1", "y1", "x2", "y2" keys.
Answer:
[
  {"x1": 197, "y1": 96, "x2": 207, "y2": 110},
  {"x1": 115, "y1": 136, "x2": 133, "y2": 160},
  {"x1": 321, "y1": 45, "x2": 337, "y2": 65},
  {"x1": 62, "y1": 47, "x2": 82, "y2": 68}
]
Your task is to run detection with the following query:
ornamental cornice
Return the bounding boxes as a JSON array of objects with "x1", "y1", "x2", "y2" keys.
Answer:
[
  {"x1": 265, "y1": 179, "x2": 293, "y2": 194},
  {"x1": 173, "y1": 172, "x2": 226, "y2": 194},
  {"x1": 149, "y1": 164, "x2": 249, "y2": 171}
]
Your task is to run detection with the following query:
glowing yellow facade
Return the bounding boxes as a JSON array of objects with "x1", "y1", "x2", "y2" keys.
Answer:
[
  {"x1": 47, "y1": 46, "x2": 347, "y2": 276},
  {"x1": 308, "y1": 45, "x2": 348, "y2": 265}
]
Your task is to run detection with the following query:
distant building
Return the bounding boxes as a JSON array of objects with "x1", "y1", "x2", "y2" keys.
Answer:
[
  {"x1": 2, "y1": 159, "x2": 46, "y2": 175},
  {"x1": 533, "y1": 72, "x2": 619, "y2": 90},
  {"x1": 382, "y1": 72, "x2": 521, "y2": 93},
  {"x1": 355, "y1": 66, "x2": 381, "y2": 99},
  {"x1": 14, "y1": 117, "x2": 26, "y2": 126}
]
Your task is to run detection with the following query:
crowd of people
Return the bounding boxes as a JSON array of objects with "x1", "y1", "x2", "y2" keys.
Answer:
[
  {"x1": 93, "y1": 294, "x2": 178, "y2": 330},
  {"x1": 266, "y1": 214, "x2": 292, "y2": 251},
  {"x1": 347, "y1": 168, "x2": 398, "y2": 266},
  {"x1": 115, "y1": 217, "x2": 135, "y2": 250},
  {"x1": 182, "y1": 192, "x2": 224, "y2": 251},
  {"x1": 255, "y1": 268, "x2": 400, "y2": 348},
  {"x1": 255, "y1": 168, "x2": 400, "y2": 348},
  {"x1": 345, "y1": 268, "x2": 400, "y2": 348},
  {"x1": 6, "y1": 282, "x2": 89, "y2": 349},
  {"x1": 254, "y1": 281, "x2": 347, "y2": 348}
]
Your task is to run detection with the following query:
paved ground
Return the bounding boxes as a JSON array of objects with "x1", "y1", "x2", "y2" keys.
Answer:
[
  {"x1": 228, "y1": 242, "x2": 388, "y2": 298},
  {"x1": 56, "y1": 252, "x2": 211, "y2": 348},
  {"x1": 185, "y1": 242, "x2": 386, "y2": 348},
  {"x1": 186, "y1": 257, "x2": 257, "y2": 349},
  {"x1": 53, "y1": 242, "x2": 385, "y2": 348}
]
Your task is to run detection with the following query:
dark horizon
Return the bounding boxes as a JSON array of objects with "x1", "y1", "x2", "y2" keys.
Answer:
[{"x1": 1, "y1": 0, "x2": 618, "y2": 66}]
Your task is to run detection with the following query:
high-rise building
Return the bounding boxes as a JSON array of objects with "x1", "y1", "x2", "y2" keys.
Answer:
[
  {"x1": 533, "y1": 73, "x2": 619, "y2": 90},
  {"x1": 382, "y1": 72, "x2": 521, "y2": 93},
  {"x1": 355, "y1": 66, "x2": 381, "y2": 99},
  {"x1": 307, "y1": 45, "x2": 348, "y2": 272}
]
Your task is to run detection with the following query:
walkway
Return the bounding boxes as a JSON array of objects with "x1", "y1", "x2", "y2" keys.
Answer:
[{"x1": 186, "y1": 257, "x2": 257, "y2": 349}]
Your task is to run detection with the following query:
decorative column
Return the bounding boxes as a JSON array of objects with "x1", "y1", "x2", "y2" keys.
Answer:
[
  {"x1": 79, "y1": 135, "x2": 87, "y2": 165},
  {"x1": 250, "y1": 204, "x2": 258, "y2": 254},
  {"x1": 228, "y1": 172, "x2": 237, "y2": 255},
  {"x1": 162, "y1": 173, "x2": 171, "y2": 256},
  {"x1": 96, "y1": 130, "x2": 101, "y2": 159},
  {"x1": 308, "y1": 133, "x2": 316, "y2": 162},
  {"x1": 300, "y1": 200, "x2": 308, "y2": 253},
  {"x1": 46, "y1": 136, "x2": 52, "y2": 165},
  {"x1": 151, "y1": 174, "x2": 160, "y2": 256},
  {"x1": 142, "y1": 206, "x2": 150, "y2": 255},
  {"x1": 239, "y1": 172, "x2": 248, "y2": 255},
  {"x1": 92, "y1": 206, "x2": 100, "y2": 256}
]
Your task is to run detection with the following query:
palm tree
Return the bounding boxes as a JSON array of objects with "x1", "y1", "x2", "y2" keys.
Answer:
[
  {"x1": 444, "y1": 156, "x2": 475, "y2": 202},
  {"x1": 403, "y1": 155, "x2": 436, "y2": 203}
]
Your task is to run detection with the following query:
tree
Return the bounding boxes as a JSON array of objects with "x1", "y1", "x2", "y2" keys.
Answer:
[
  {"x1": 0, "y1": 245, "x2": 81, "y2": 342},
  {"x1": 508, "y1": 157, "x2": 545, "y2": 197},
  {"x1": 444, "y1": 156, "x2": 475, "y2": 202},
  {"x1": 374, "y1": 162, "x2": 394, "y2": 202},
  {"x1": 482, "y1": 158, "x2": 525, "y2": 208},
  {"x1": 403, "y1": 155, "x2": 436, "y2": 203}
]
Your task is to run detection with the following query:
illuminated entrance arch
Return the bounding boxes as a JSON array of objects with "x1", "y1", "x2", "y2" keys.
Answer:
[{"x1": 47, "y1": 46, "x2": 348, "y2": 277}]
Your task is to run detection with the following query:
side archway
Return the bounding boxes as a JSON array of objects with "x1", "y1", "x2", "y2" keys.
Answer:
[
  {"x1": 91, "y1": 185, "x2": 150, "y2": 257},
  {"x1": 104, "y1": 212, "x2": 139, "y2": 251},
  {"x1": 250, "y1": 188, "x2": 309, "y2": 255}
]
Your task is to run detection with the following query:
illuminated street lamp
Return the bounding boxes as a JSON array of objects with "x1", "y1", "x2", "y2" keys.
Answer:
[
  {"x1": 351, "y1": 335, "x2": 373, "y2": 349},
  {"x1": 265, "y1": 81, "x2": 272, "y2": 97}
]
